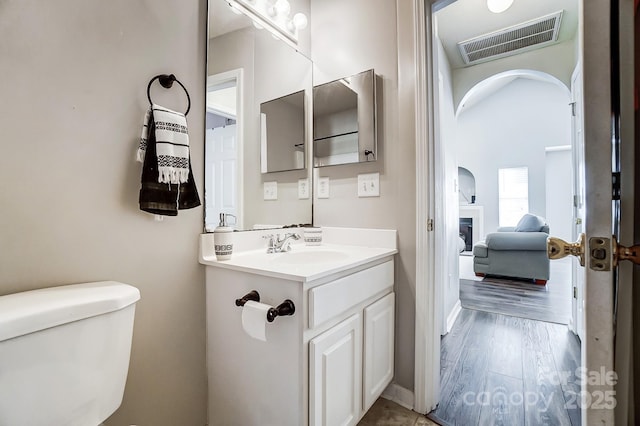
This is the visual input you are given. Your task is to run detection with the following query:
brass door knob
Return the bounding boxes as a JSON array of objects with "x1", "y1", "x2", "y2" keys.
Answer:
[
  {"x1": 612, "y1": 238, "x2": 640, "y2": 267},
  {"x1": 547, "y1": 233, "x2": 586, "y2": 266}
]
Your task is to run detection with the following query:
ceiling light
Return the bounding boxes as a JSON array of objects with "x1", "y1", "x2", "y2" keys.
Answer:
[
  {"x1": 289, "y1": 13, "x2": 308, "y2": 31},
  {"x1": 487, "y1": 0, "x2": 514, "y2": 13},
  {"x1": 227, "y1": 0, "x2": 307, "y2": 48},
  {"x1": 274, "y1": 0, "x2": 291, "y2": 17}
]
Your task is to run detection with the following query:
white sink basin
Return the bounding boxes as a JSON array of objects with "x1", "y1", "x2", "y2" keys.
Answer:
[
  {"x1": 273, "y1": 250, "x2": 346, "y2": 265},
  {"x1": 200, "y1": 240, "x2": 397, "y2": 282}
]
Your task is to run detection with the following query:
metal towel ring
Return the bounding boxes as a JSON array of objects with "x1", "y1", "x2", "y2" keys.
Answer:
[{"x1": 146, "y1": 74, "x2": 191, "y2": 115}]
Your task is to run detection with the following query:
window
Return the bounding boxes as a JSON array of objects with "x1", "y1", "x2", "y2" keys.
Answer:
[{"x1": 498, "y1": 167, "x2": 529, "y2": 226}]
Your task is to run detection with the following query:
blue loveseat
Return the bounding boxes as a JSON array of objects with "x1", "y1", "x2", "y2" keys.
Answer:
[{"x1": 472, "y1": 214, "x2": 550, "y2": 284}]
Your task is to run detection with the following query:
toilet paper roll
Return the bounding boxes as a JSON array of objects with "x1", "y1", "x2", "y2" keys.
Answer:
[{"x1": 241, "y1": 300, "x2": 271, "y2": 341}]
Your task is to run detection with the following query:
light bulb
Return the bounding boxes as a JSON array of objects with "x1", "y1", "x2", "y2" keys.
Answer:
[
  {"x1": 486, "y1": 0, "x2": 514, "y2": 13},
  {"x1": 291, "y1": 13, "x2": 308, "y2": 30},
  {"x1": 274, "y1": 0, "x2": 291, "y2": 17}
]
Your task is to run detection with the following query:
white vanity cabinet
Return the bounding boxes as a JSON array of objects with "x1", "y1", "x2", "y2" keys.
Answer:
[
  {"x1": 201, "y1": 230, "x2": 397, "y2": 426},
  {"x1": 309, "y1": 291, "x2": 395, "y2": 426},
  {"x1": 363, "y1": 292, "x2": 395, "y2": 412},
  {"x1": 310, "y1": 313, "x2": 363, "y2": 426}
]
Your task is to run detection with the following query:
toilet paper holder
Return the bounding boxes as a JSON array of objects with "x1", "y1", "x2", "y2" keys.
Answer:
[
  {"x1": 235, "y1": 290, "x2": 260, "y2": 306},
  {"x1": 235, "y1": 291, "x2": 295, "y2": 322},
  {"x1": 266, "y1": 300, "x2": 295, "y2": 323}
]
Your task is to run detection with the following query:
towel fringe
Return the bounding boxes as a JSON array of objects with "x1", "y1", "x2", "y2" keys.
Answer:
[{"x1": 158, "y1": 168, "x2": 190, "y2": 184}]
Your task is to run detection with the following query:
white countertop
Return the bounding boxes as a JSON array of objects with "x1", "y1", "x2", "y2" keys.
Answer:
[{"x1": 200, "y1": 243, "x2": 397, "y2": 283}]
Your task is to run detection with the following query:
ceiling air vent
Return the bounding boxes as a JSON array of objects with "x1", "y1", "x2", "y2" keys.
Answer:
[{"x1": 458, "y1": 10, "x2": 564, "y2": 65}]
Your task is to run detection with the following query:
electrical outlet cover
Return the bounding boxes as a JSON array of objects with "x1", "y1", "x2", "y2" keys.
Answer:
[
  {"x1": 298, "y1": 178, "x2": 310, "y2": 199},
  {"x1": 263, "y1": 181, "x2": 278, "y2": 200},
  {"x1": 357, "y1": 172, "x2": 380, "y2": 197},
  {"x1": 317, "y1": 177, "x2": 330, "y2": 199}
]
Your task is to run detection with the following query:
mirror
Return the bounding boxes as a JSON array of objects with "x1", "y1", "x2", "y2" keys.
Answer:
[
  {"x1": 260, "y1": 90, "x2": 306, "y2": 173},
  {"x1": 206, "y1": 0, "x2": 313, "y2": 232},
  {"x1": 313, "y1": 69, "x2": 377, "y2": 167}
]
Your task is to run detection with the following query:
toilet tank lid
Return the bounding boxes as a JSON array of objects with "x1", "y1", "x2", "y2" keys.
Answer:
[{"x1": 0, "y1": 281, "x2": 141, "y2": 342}]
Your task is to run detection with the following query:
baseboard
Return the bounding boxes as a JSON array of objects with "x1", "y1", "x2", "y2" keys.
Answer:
[
  {"x1": 446, "y1": 299, "x2": 462, "y2": 333},
  {"x1": 381, "y1": 383, "x2": 414, "y2": 410}
]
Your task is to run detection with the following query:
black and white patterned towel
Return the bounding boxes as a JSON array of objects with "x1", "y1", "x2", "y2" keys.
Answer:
[{"x1": 137, "y1": 104, "x2": 190, "y2": 184}]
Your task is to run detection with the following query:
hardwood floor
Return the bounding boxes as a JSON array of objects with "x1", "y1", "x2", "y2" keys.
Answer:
[
  {"x1": 459, "y1": 257, "x2": 573, "y2": 324},
  {"x1": 429, "y1": 308, "x2": 581, "y2": 426},
  {"x1": 459, "y1": 277, "x2": 571, "y2": 324}
]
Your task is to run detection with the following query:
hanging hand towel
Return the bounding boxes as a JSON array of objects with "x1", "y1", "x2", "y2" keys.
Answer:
[
  {"x1": 136, "y1": 107, "x2": 151, "y2": 163},
  {"x1": 138, "y1": 105, "x2": 190, "y2": 184},
  {"x1": 137, "y1": 105, "x2": 200, "y2": 216}
]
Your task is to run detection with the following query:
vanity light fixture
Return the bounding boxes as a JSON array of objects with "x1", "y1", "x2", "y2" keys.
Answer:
[
  {"x1": 487, "y1": 0, "x2": 514, "y2": 13},
  {"x1": 227, "y1": 0, "x2": 308, "y2": 48}
]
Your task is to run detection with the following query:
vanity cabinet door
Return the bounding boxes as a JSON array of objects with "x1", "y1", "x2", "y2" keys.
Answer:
[
  {"x1": 363, "y1": 292, "x2": 395, "y2": 412},
  {"x1": 309, "y1": 313, "x2": 363, "y2": 426}
]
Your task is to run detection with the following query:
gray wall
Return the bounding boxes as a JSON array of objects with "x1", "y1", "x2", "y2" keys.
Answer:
[
  {"x1": 208, "y1": 27, "x2": 313, "y2": 229},
  {"x1": 455, "y1": 78, "x2": 572, "y2": 235},
  {"x1": 311, "y1": 0, "x2": 417, "y2": 390},
  {"x1": 452, "y1": 40, "x2": 577, "y2": 111},
  {"x1": 0, "y1": 1, "x2": 208, "y2": 425}
]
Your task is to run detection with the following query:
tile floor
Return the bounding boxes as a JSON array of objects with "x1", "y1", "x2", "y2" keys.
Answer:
[{"x1": 358, "y1": 398, "x2": 440, "y2": 425}]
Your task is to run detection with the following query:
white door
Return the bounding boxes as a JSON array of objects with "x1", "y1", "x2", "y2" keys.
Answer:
[
  {"x1": 545, "y1": 149, "x2": 573, "y2": 242},
  {"x1": 363, "y1": 293, "x2": 395, "y2": 412},
  {"x1": 569, "y1": 65, "x2": 586, "y2": 340},
  {"x1": 413, "y1": 0, "x2": 634, "y2": 423},
  {"x1": 205, "y1": 69, "x2": 243, "y2": 231},
  {"x1": 580, "y1": 2, "x2": 615, "y2": 423},
  {"x1": 205, "y1": 124, "x2": 239, "y2": 230},
  {"x1": 309, "y1": 314, "x2": 362, "y2": 426},
  {"x1": 537, "y1": 3, "x2": 635, "y2": 423}
]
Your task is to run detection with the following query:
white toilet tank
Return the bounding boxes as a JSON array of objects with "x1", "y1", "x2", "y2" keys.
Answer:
[{"x1": 0, "y1": 281, "x2": 140, "y2": 426}]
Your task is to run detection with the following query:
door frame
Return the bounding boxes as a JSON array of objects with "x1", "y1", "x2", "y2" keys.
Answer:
[
  {"x1": 413, "y1": 0, "x2": 617, "y2": 423},
  {"x1": 206, "y1": 68, "x2": 244, "y2": 230}
]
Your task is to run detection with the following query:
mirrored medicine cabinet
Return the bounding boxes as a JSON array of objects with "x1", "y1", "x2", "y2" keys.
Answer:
[
  {"x1": 313, "y1": 69, "x2": 377, "y2": 167},
  {"x1": 205, "y1": 0, "x2": 312, "y2": 232},
  {"x1": 205, "y1": 0, "x2": 379, "y2": 233},
  {"x1": 260, "y1": 90, "x2": 306, "y2": 173}
]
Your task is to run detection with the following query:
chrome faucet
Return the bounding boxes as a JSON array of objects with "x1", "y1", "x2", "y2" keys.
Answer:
[{"x1": 264, "y1": 233, "x2": 301, "y2": 253}]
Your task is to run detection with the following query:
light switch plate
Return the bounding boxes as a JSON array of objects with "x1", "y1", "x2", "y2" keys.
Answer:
[
  {"x1": 298, "y1": 178, "x2": 310, "y2": 199},
  {"x1": 357, "y1": 172, "x2": 380, "y2": 197},
  {"x1": 263, "y1": 181, "x2": 278, "y2": 200},
  {"x1": 317, "y1": 177, "x2": 330, "y2": 199}
]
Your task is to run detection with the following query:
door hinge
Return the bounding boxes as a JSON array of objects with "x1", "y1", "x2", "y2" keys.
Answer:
[
  {"x1": 612, "y1": 172, "x2": 621, "y2": 201},
  {"x1": 569, "y1": 101, "x2": 576, "y2": 116},
  {"x1": 573, "y1": 286, "x2": 577, "y2": 299},
  {"x1": 427, "y1": 219, "x2": 434, "y2": 232}
]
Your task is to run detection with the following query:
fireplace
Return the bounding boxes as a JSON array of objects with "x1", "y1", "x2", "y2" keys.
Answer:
[
  {"x1": 459, "y1": 218, "x2": 473, "y2": 252},
  {"x1": 459, "y1": 205, "x2": 484, "y2": 254}
]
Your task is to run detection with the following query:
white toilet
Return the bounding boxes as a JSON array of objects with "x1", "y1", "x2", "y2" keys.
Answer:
[{"x1": 0, "y1": 281, "x2": 140, "y2": 426}]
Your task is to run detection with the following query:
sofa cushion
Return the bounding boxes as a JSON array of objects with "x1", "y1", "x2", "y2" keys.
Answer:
[
  {"x1": 473, "y1": 242, "x2": 488, "y2": 258},
  {"x1": 485, "y1": 231, "x2": 548, "y2": 251},
  {"x1": 515, "y1": 214, "x2": 546, "y2": 232}
]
